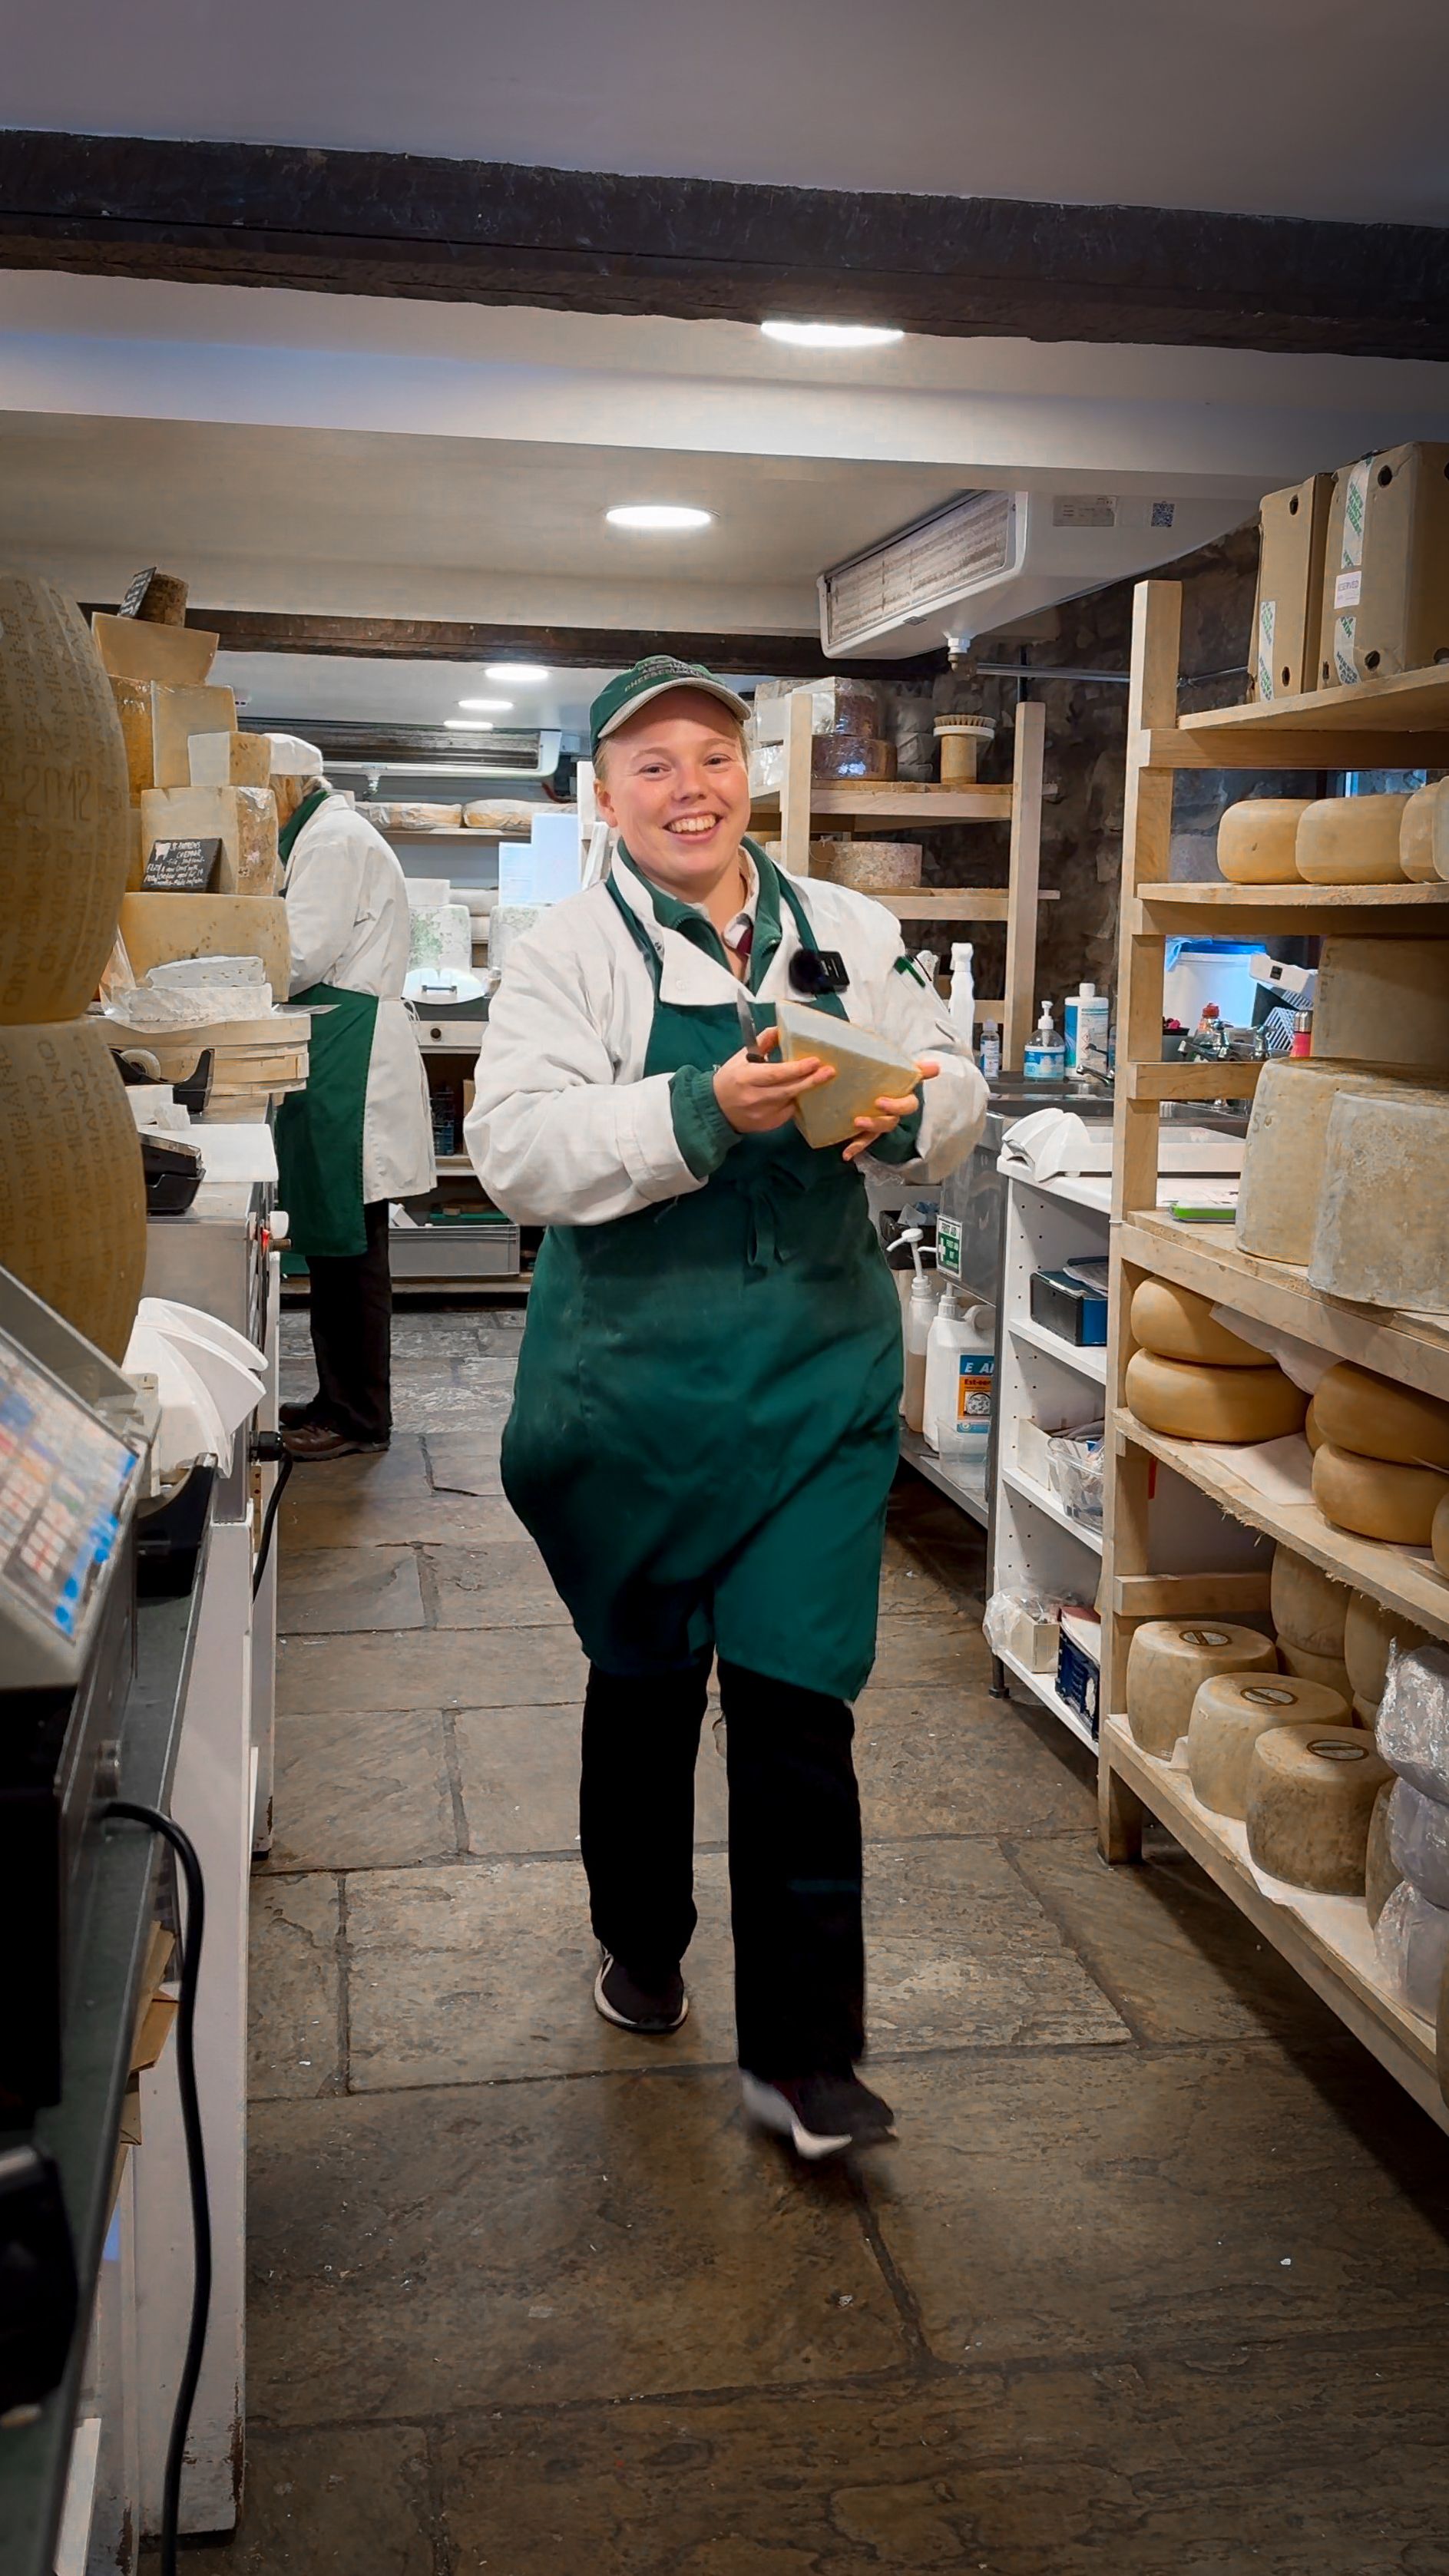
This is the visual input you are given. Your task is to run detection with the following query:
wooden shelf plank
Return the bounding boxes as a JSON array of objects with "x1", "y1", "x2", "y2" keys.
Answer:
[
  {"x1": 1101, "y1": 1717, "x2": 1446, "y2": 2129},
  {"x1": 1121, "y1": 1211, "x2": 1449, "y2": 1407},
  {"x1": 862, "y1": 887, "x2": 1057, "y2": 920},
  {"x1": 752, "y1": 783, "x2": 1014, "y2": 823},
  {"x1": 1113, "y1": 1404, "x2": 1449, "y2": 1645},
  {"x1": 1002, "y1": 1462, "x2": 1104, "y2": 1555},
  {"x1": 996, "y1": 1639, "x2": 1097, "y2": 1753},
  {"x1": 1180, "y1": 661, "x2": 1449, "y2": 740},
  {"x1": 1136, "y1": 881, "x2": 1449, "y2": 929},
  {"x1": 1011, "y1": 1314, "x2": 1109, "y2": 1386},
  {"x1": 1126, "y1": 1059, "x2": 1263, "y2": 1102}
]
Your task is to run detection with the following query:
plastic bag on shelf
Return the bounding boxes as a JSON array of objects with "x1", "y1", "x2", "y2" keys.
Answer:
[
  {"x1": 1376, "y1": 1643, "x2": 1449, "y2": 1803},
  {"x1": 1388, "y1": 1777, "x2": 1449, "y2": 1909},
  {"x1": 1374, "y1": 1877, "x2": 1449, "y2": 2020},
  {"x1": 984, "y1": 1589, "x2": 1061, "y2": 1672},
  {"x1": 1046, "y1": 1424, "x2": 1106, "y2": 1529}
]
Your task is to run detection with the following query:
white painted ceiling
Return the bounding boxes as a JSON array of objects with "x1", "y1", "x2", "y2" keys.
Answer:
[{"x1": 8, "y1": 0, "x2": 1449, "y2": 222}]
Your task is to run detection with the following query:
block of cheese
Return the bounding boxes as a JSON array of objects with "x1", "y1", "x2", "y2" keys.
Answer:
[
  {"x1": 91, "y1": 611, "x2": 217, "y2": 686},
  {"x1": 118, "y1": 892, "x2": 290, "y2": 995},
  {"x1": 1234, "y1": 1059, "x2": 1398, "y2": 1263},
  {"x1": 1312, "y1": 1440, "x2": 1449, "y2": 1544},
  {"x1": 1279, "y1": 1638, "x2": 1354, "y2": 1704},
  {"x1": 1378, "y1": 1642, "x2": 1449, "y2": 1802},
  {"x1": 1130, "y1": 1278, "x2": 1272, "y2": 1367},
  {"x1": 1309, "y1": 1093, "x2": 1449, "y2": 1313},
  {"x1": 1246, "y1": 1724, "x2": 1392, "y2": 1894},
  {"x1": 1125, "y1": 1348, "x2": 1306, "y2": 1444},
  {"x1": 1216, "y1": 799, "x2": 1312, "y2": 884},
  {"x1": 0, "y1": 1017, "x2": 146, "y2": 1360},
  {"x1": 1270, "y1": 1545, "x2": 1349, "y2": 1659},
  {"x1": 1294, "y1": 793, "x2": 1411, "y2": 884},
  {"x1": 1188, "y1": 1670, "x2": 1348, "y2": 1820},
  {"x1": 1435, "y1": 1491, "x2": 1449, "y2": 1580},
  {"x1": 139, "y1": 785, "x2": 279, "y2": 895},
  {"x1": 1388, "y1": 1777, "x2": 1449, "y2": 1911},
  {"x1": 149, "y1": 684, "x2": 237, "y2": 789},
  {"x1": 1313, "y1": 939, "x2": 1449, "y2": 1072},
  {"x1": 1375, "y1": 1880, "x2": 1449, "y2": 2019},
  {"x1": 1124, "y1": 1619, "x2": 1277, "y2": 1759},
  {"x1": 1398, "y1": 780, "x2": 1445, "y2": 881},
  {"x1": 1, "y1": 573, "x2": 132, "y2": 1024},
  {"x1": 1305, "y1": 1397, "x2": 1325, "y2": 1453},
  {"x1": 187, "y1": 729, "x2": 273, "y2": 789},
  {"x1": 111, "y1": 676, "x2": 155, "y2": 796},
  {"x1": 1366, "y1": 1780, "x2": 1402, "y2": 1927},
  {"x1": 776, "y1": 1000, "x2": 920, "y2": 1151},
  {"x1": 1345, "y1": 1591, "x2": 1432, "y2": 1705},
  {"x1": 1312, "y1": 1361, "x2": 1449, "y2": 1470}
]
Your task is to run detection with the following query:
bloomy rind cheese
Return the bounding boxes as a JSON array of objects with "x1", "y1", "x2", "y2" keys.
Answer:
[
  {"x1": 118, "y1": 892, "x2": 291, "y2": 996},
  {"x1": 1187, "y1": 1671, "x2": 1348, "y2": 1820},
  {"x1": 1279, "y1": 1638, "x2": 1355, "y2": 1704},
  {"x1": 1312, "y1": 1362, "x2": 1449, "y2": 1470},
  {"x1": 1216, "y1": 799, "x2": 1312, "y2": 884},
  {"x1": 1270, "y1": 1544, "x2": 1349, "y2": 1658},
  {"x1": 1365, "y1": 1781, "x2": 1401, "y2": 1927},
  {"x1": 1125, "y1": 1348, "x2": 1306, "y2": 1444},
  {"x1": 1308, "y1": 1094, "x2": 1449, "y2": 1314},
  {"x1": 1130, "y1": 1279, "x2": 1272, "y2": 1367},
  {"x1": 1125, "y1": 1619, "x2": 1278, "y2": 1760},
  {"x1": 1312, "y1": 1442, "x2": 1449, "y2": 1545},
  {"x1": 1246, "y1": 1724, "x2": 1393, "y2": 1894},
  {"x1": 0, "y1": 1018, "x2": 146, "y2": 1359},
  {"x1": 1313, "y1": 939, "x2": 1449, "y2": 1073},
  {"x1": 1344, "y1": 1591, "x2": 1432, "y2": 1704},
  {"x1": 1294, "y1": 792, "x2": 1411, "y2": 884},
  {"x1": 1399, "y1": 782, "x2": 1444, "y2": 881},
  {"x1": 1, "y1": 574, "x2": 131, "y2": 1024}
]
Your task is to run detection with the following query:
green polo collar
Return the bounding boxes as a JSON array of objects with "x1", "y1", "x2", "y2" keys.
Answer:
[
  {"x1": 614, "y1": 837, "x2": 783, "y2": 994},
  {"x1": 278, "y1": 782, "x2": 331, "y2": 868}
]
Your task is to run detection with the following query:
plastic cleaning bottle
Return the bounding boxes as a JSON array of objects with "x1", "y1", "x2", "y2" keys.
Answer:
[
  {"x1": 948, "y1": 943, "x2": 975, "y2": 1058},
  {"x1": 978, "y1": 1019, "x2": 1001, "y2": 1081},
  {"x1": 924, "y1": 1295, "x2": 996, "y2": 1459},
  {"x1": 1064, "y1": 980, "x2": 1110, "y2": 1075},
  {"x1": 901, "y1": 1248, "x2": 936, "y2": 1434},
  {"x1": 1024, "y1": 1001, "x2": 1066, "y2": 1082}
]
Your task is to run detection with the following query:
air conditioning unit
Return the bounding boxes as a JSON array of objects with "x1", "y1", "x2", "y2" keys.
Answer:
[{"x1": 819, "y1": 488, "x2": 1245, "y2": 658}]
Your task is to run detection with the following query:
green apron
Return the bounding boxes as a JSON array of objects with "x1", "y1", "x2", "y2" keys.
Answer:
[
  {"x1": 273, "y1": 785, "x2": 380, "y2": 1259},
  {"x1": 501, "y1": 842, "x2": 904, "y2": 1702}
]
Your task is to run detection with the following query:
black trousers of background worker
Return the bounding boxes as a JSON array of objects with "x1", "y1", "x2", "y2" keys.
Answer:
[
  {"x1": 306, "y1": 1199, "x2": 393, "y2": 1445},
  {"x1": 581, "y1": 1657, "x2": 865, "y2": 2077}
]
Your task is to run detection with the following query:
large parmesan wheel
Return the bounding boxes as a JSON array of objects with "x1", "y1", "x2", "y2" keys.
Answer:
[
  {"x1": 1344, "y1": 1592, "x2": 1433, "y2": 1703},
  {"x1": 1279, "y1": 1638, "x2": 1355, "y2": 1704},
  {"x1": 1312, "y1": 1441, "x2": 1449, "y2": 1545},
  {"x1": 1187, "y1": 1670, "x2": 1349, "y2": 1820},
  {"x1": 1246, "y1": 1724, "x2": 1393, "y2": 1893},
  {"x1": 1312, "y1": 1361, "x2": 1449, "y2": 1470},
  {"x1": 0, "y1": 1017, "x2": 145, "y2": 1360},
  {"x1": 1295, "y1": 792, "x2": 1411, "y2": 884},
  {"x1": 1270, "y1": 1544, "x2": 1349, "y2": 1658},
  {"x1": 1399, "y1": 782, "x2": 1444, "y2": 882},
  {"x1": 1233, "y1": 1060, "x2": 1401, "y2": 1265},
  {"x1": 118, "y1": 891, "x2": 291, "y2": 996},
  {"x1": 1308, "y1": 1094, "x2": 1449, "y2": 1314},
  {"x1": 1365, "y1": 1781, "x2": 1401, "y2": 1927},
  {"x1": 0, "y1": 573, "x2": 131, "y2": 1023},
  {"x1": 1124, "y1": 1619, "x2": 1278, "y2": 1759},
  {"x1": 1125, "y1": 1348, "x2": 1307, "y2": 1444},
  {"x1": 1434, "y1": 1492, "x2": 1449, "y2": 1580},
  {"x1": 1216, "y1": 799, "x2": 1312, "y2": 885},
  {"x1": 1130, "y1": 1278, "x2": 1271, "y2": 1367}
]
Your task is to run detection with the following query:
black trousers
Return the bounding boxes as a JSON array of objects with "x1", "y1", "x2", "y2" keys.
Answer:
[
  {"x1": 306, "y1": 1199, "x2": 392, "y2": 1443},
  {"x1": 580, "y1": 1656, "x2": 865, "y2": 2080}
]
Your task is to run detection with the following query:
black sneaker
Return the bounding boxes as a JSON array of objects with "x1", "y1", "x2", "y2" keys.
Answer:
[
  {"x1": 593, "y1": 1949, "x2": 688, "y2": 2035},
  {"x1": 740, "y1": 2071, "x2": 896, "y2": 2160}
]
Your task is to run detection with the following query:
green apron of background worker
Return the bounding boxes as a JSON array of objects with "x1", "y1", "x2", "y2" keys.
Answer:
[{"x1": 466, "y1": 658, "x2": 987, "y2": 2160}]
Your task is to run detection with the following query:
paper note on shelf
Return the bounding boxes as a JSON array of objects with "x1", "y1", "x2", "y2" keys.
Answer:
[{"x1": 1196, "y1": 1433, "x2": 1316, "y2": 1506}]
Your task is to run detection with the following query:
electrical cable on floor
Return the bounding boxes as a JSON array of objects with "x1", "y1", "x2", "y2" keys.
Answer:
[
  {"x1": 251, "y1": 1443, "x2": 293, "y2": 1599},
  {"x1": 102, "y1": 1801, "x2": 210, "y2": 2576}
]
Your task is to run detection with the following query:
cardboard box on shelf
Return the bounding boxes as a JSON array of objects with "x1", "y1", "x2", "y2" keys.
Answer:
[
  {"x1": 1318, "y1": 444, "x2": 1449, "y2": 688},
  {"x1": 1252, "y1": 474, "x2": 1333, "y2": 699}
]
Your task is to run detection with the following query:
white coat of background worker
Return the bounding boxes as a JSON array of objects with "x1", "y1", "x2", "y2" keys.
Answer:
[{"x1": 267, "y1": 733, "x2": 435, "y2": 1461}]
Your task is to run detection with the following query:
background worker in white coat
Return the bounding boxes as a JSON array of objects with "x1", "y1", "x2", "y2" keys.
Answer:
[
  {"x1": 268, "y1": 733, "x2": 435, "y2": 1462},
  {"x1": 468, "y1": 658, "x2": 987, "y2": 2158}
]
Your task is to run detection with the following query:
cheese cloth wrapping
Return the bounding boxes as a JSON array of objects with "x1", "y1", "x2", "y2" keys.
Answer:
[
  {"x1": 1374, "y1": 1878, "x2": 1449, "y2": 2020},
  {"x1": 1376, "y1": 1643, "x2": 1449, "y2": 1801},
  {"x1": 1388, "y1": 1777, "x2": 1449, "y2": 1909}
]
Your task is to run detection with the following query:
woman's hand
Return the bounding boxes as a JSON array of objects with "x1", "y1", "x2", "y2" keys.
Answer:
[
  {"x1": 713, "y1": 1032, "x2": 836, "y2": 1134},
  {"x1": 842, "y1": 1060, "x2": 939, "y2": 1164}
]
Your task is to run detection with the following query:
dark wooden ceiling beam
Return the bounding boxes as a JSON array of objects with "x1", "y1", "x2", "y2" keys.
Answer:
[{"x1": 11, "y1": 130, "x2": 1449, "y2": 359}]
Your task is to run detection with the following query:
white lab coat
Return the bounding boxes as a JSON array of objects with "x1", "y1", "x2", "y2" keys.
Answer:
[
  {"x1": 284, "y1": 793, "x2": 435, "y2": 1203},
  {"x1": 466, "y1": 855, "x2": 987, "y2": 1225}
]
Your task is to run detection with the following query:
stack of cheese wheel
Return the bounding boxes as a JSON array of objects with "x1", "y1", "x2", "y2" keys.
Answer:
[
  {"x1": 1188, "y1": 1668, "x2": 1349, "y2": 1820},
  {"x1": 1295, "y1": 792, "x2": 1411, "y2": 885},
  {"x1": 1374, "y1": 1641, "x2": 1449, "y2": 2012},
  {"x1": 1269, "y1": 1545, "x2": 1353, "y2": 1706},
  {"x1": 0, "y1": 574, "x2": 144, "y2": 1361},
  {"x1": 1124, "y1": 1279, "x2": 1307, "y2": 1444},
  {"x1": 1309, "y1": 1361, "x2": 1449, "y2": 1548},
  {"x1": 1344, "y1": 1590, "x2": 1432, "y2": 1734},
  {"x1": 1124, "y1": 1616, "x2": 1276, "y2": 1760},
  {"x1": 1246, "y1": 1724, "x2": 1392, "y2": 1893}
]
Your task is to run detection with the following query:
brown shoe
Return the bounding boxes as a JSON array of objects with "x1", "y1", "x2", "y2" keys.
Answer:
[{"x1": 281, "y1": 1422, "x2": 390, "y2": 1462}]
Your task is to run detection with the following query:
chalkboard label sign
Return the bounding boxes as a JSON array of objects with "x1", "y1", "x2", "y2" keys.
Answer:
[
  {"x1": 142, "y1": 836, "x2": 222, "y2": 891},
  {"x1": 117, "y1": 566, "x2": 158, "y2": 619}
]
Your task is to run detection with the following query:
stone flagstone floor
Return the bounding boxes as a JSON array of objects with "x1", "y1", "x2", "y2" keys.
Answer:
[{"x1": 164, "y1": 1299, "x2": 1449, "y2": 2574}]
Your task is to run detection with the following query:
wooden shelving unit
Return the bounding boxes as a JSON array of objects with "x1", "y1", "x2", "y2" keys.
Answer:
[
  {"x1": 1099, "y1": 576, "x2": 1449, "y2": 2136},
  {"x1": 751, "y1": 687, "x2": 1051, "y2": 1070}
]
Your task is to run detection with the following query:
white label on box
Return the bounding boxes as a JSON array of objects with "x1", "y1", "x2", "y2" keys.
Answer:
[{"x1": 1335, "y1": 567, "x2": 1362, "y2": 609}]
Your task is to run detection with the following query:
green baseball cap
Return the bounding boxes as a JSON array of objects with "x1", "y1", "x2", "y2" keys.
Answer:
[{"x1": 589, "y1": 655, "x2": 750, "y2": 757}]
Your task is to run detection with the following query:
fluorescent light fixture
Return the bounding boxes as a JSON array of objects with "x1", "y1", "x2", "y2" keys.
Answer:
[
  {"x1": 761, "y1": 320, "x2": 904, "y2": 349},
  {"x1": 484, "y1": 662, "x2": 551, "y2": 683},
  {"x1": 444, "y1": 717, "x2": 495, "y2": 730},
  {"x1": 606, "y1": 503, "x2": 713, "y2": 531},
  {"x1": 457, "y1": 697, "x2": 513, "y2": 712}
]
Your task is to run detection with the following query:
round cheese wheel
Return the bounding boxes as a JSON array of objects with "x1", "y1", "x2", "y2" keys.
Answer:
[
  {"x1": 1434, "y1": 1490, "x2": 1449, "y2": 1579},
  {"x1": 1344, "y1": 1590, "x2": 1432, "y2": 1702},
  {"x1": 1130, "y1": 1279, "x2": 1272, "y2": 1367},
  {"x1": 1187, "y1": 1670, "x2": 1348, "y2": 1820},
  {"x1": 1295, "y1": 792, "x2": 1411, "y2": 885},
  {"x1": 1269, "y1": 1544, "x2": 1348, "y2": 1658},
  {"x1": 1312, "y1": 1441, "x2": 1449, "y2": 1544},
  {"x1": 1246, "y1": 1724, "x2": 1393, "y2": 1893},
  {"x1": 1216, "y1": 798, "x2": 1312, "y2": 885},
  {"x1": 1312, "y1": 1362, "x2": 1449, "y2": 1470},
  {"x1": 1305, "y1": 1397, "x2": 1325, "y2": 1454},
  {"x1": 1352, "y1": 1694, "x2": 1380, "y2": 1731},
  {"x1": 1278, "y1": 1637, "x2": 1354, "y2": 1703},
  {"x1": 0, "y1": 574, "x2": 131, "y2": 1023},
  {"x1": 1125, "y1": 1349, "x2": 1307, "y2": 1444},
  {"x1": 1124, "y1": 1619, "x2": 1278, "y2": 1759},
  {"x1": 1365, "y1": 1781, "x2": 1401, "y2": 1927},
  {"x1": 0, "y1": 1017, "x2": 146, "y2": 1360},
  {"x1": 1399, "y1": 782, "x2": 1444, "y2": 882}
]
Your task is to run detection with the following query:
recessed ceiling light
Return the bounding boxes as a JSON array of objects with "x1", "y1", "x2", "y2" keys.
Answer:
[
  {"x1": 484, "y1": 662, "x2": 550, "y2": 683},
  {"x1": 761, "y1": 320, "x2": 904, "y2": 348},
  {"x1": 444, "y1": 716, "x2": 495, "y2": 730},
  {"x1": 457, "y1": 697, "x2": 513, "y2": 712},
  {"x1": 606, "y1": 503, "x2": 713, "y2": 532}
]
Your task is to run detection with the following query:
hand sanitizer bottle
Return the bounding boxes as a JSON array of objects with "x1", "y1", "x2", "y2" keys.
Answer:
[{"x1": 1024, "y1": 1002, "x2": 1066, "y2": 1081}]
